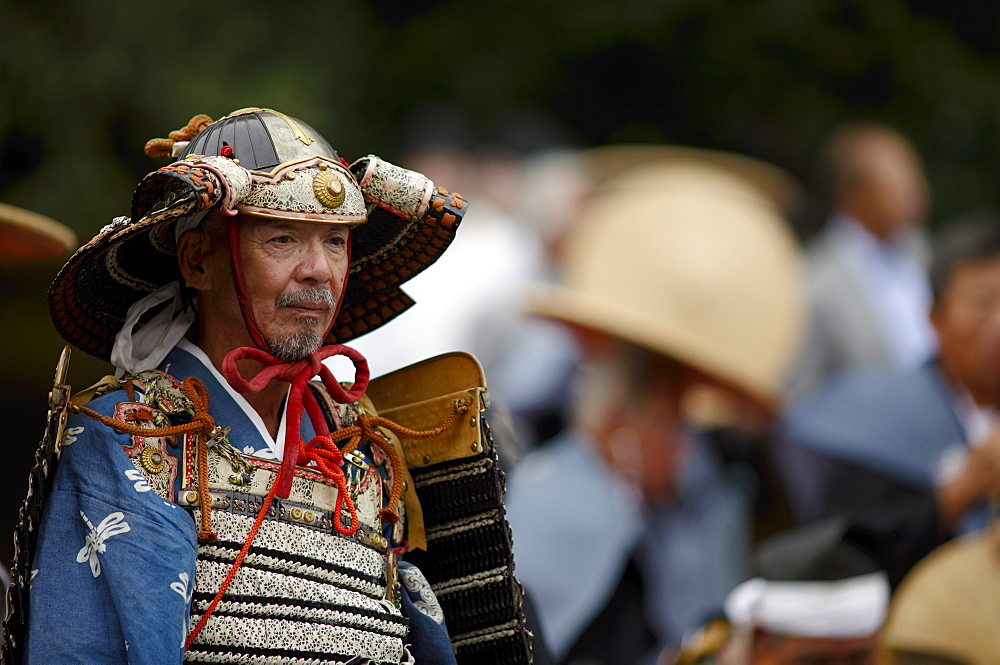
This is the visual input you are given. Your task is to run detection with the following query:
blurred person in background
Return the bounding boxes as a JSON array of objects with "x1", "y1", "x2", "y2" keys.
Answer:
[
  {"x1": 472, "y1": 149, "x2": 592, "y2": 456},
  {"x1": 675, "y1": 517, "x2": 889, "y2": 665},
  {"x1": 505, "y1": 149, "x2": 804, "y2": 665},
  {"x1": 787, "y1": 123, "x2": 934, "y2": 400},
  {"x1": 778, "y1": 213, "x2": 1000, "y2": 586}
]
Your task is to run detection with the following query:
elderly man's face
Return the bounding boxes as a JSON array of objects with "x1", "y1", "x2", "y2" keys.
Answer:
[
  {"x1": 237, "y1": 217, "x2": 350, "y2": 359},
  {"x1": 179, "y1": 214, "x2": 351, "y2": 361}
]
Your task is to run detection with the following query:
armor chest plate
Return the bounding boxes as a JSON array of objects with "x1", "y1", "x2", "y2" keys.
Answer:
[{"x1": 177, "y1": 434, "x2": 407, "y2": 665}]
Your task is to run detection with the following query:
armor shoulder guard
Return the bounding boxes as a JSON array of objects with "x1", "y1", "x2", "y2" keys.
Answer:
[
  {"x1": 366, "y1": 352, "x2": 490, "y2": 469},
  {"x1": 367, "y1": 352, "x2": 533, "y2": 665}
]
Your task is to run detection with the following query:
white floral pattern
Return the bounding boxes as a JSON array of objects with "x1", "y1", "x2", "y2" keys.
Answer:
[
  {"x1": 62, "y1": 426, "x2": 84, "y2": 447},
  {"x1": 171, "y1": 572, "x2": 194, "y2": 647},
  {"x1": 399, "y1": 565, "x2": 445, "y2": 624},
  {"x1": 124, "y1": 469, "x2": 152, "y2": 493},
  {"x1": 76, "y1": 510, "x2": 131, "y2": 578}
]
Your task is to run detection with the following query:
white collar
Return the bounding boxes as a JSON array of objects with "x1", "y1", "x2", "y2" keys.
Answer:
[{"x1": 176, "y1": 338, "x2": 290, "y2": 460}]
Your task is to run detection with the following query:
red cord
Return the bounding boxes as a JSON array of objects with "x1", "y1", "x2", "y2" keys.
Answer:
[{"x1": 222, "y1": 344, "x2": 369, "y2": 498}]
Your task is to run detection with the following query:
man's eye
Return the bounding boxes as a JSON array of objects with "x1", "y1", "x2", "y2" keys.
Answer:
[
  {"x1": 271, "y1": 235, "x2": 293, "y2": 244},
  {"x1": 326, "y1": 235, "x2": 346, "y2": 246}
]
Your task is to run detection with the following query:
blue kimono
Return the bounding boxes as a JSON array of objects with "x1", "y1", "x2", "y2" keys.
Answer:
[{"x1": 26, "y1": 340, "x2": 455, "y2": 664}]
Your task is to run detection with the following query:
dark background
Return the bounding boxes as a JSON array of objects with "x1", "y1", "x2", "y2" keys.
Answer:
[{"x1": 3, "y1": 0, "x2": 1000, "y2": 565}]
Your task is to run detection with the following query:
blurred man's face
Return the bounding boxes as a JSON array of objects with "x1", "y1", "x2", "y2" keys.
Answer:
[
  {"x1": 932, "y1": 256, "x2": 1000, "y2": 407},
  {"x1": 840, "y1": 133, "x2": 928, "y2": 240},
  {"x1": 753, "y1": 632, "x2": 879, "y2": 665},
  {"x1": 582, "y1": 342, "x2": 689, "y2": 504}
]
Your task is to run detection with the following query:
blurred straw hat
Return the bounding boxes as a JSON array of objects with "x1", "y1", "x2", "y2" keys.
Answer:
[
  {"x1": 528, "y1": 146, "x2": 803, "y2": 411},
  {"x1": 0, "y1": 202, "x2": 76, "y2": 261},
  {"x1": 880, "y1": 529, "x2": 1000, "y2": 665}
]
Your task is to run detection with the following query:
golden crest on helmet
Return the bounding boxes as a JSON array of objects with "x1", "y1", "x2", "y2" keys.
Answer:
[{"x1": 313, "y1": 171, "x2": 347, "y2": 209}]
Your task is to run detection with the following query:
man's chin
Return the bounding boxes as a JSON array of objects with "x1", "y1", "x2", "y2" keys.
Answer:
[{"x1": 267, "y1": 329, "x2": 325, "y2": 361}]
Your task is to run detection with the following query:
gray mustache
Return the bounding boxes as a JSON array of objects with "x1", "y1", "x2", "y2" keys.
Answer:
[{"x1": 276, "y1": 287, "x2": 336, "y2": 310}]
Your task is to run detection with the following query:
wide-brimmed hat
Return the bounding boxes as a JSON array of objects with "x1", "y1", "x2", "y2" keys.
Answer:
[
  {"x1": 880, "y1": 528, "x2": 1000, "y2": 665},
  {"x1": 0, "y1": 202, "x2": 76, "y2": 261},
  {"x1": 528, "y1": 146, "x2": 803, "y2": 410},
  {"x1": 48, "y1": 108, "x2": 467, "y2": 361}
]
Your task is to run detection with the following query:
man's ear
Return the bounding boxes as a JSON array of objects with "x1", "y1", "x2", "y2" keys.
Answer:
[{"x1": 177, "y1": 229, "x2": 212, "y2": 290}]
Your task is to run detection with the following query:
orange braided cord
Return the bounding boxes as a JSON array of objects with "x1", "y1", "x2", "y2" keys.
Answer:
[
  {"x1": 74, "y1": 377, "x2": 220, "y2": 542},
  {"x1": 185, "y1": 472, "x2": 280, "y2": 650},
  {"x1": 195, "y1": 432, "x2": 216, "y2": 544},
  {"x1": 169, "y1": 114, "x2": 214, "y2": 141},
  {"x1": 143, "y1": 113, "x2": 214, "y2": 158},
  {"x1": 324, "y1": 408, "x2": 464, "y2": 524},
  {"x1": 143, "y1": 138, "x2": 175, "y2": 159},
  {"x1": 74, "y1": 377, "x2": 215, "y2": 439}
]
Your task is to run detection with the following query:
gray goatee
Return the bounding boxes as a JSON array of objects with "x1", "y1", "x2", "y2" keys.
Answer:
[
  {"x1": 267, "y1": 287, "x2": 336, "y2": 360},
  {"x1": 268, "y1": 329, "x2": 324, "y2": 361}
]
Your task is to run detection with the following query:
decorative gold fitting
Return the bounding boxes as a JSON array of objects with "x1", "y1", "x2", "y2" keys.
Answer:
[
  {"x1": 185, "y1": 491, "x2": 198, "y2": 504},
  {"x1": 225, "y1": 108, "x2": 314, "y2": 145},
  {"x1": 471, "y1": 442, "x2": 480, "y2": 452},
  {"x1": 140, "y1": 447, "x2": 166, "y2": 474},
  {"x1": 317, "y1": 162, "x2": 328, "y2": 171},
  {"x1": 285, "y1": 171, "x2": 297, "y2": 181},
  {"x1": 372, "y1": 533, "x2": 388, "y2": 549},
  {"x1": 291, "y1": 507, "x2": 303, "y2": 520},
  {"x1": 304, "y1": 511, "x2": 315, "y2": 523},
  {"x1": 313, "y1": 171, "x2": 346, "y2": 208},
  {"x1": 423, "y1": 454, "x2": 431, "y2": 465},
  {"x1": 470, "y1": 417, "x2": 477, "y2": 428}
]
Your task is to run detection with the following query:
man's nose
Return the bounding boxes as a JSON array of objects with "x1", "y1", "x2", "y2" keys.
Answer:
[{"x1": 295, "y1": 240, "x2": 334, "y2": 284}]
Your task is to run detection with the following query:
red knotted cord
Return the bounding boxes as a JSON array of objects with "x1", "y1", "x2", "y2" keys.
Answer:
[
  {"x1": 222, "y1": 344, "x2": 370, "y2": 498},
  {"x1": 226, "y1": 218, "x2": 270, "y2": 351}
]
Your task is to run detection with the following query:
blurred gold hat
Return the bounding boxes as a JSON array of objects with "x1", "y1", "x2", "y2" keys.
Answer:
[
  {"x1": 529, "y1": 146, "x2": 804, "y2": 411},
  {"x1": 0, "y1": 202, "x2": 76, "y2": 261},
  {"x1": 880, "y1": 529, "x2": 1000, "y2": 665}
]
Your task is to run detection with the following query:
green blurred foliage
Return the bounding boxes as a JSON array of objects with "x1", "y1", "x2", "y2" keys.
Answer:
[{"x1": 2, "y1": 0, "x2": 1000, "y2": 560}]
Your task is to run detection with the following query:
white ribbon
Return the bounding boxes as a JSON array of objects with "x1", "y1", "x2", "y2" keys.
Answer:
[
  {"x1": 111, "y1": 280, "x2": 196, "y2": 377},
  {"x1": 725, "y1": 572, "x2": 889, "y2": 639}
]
